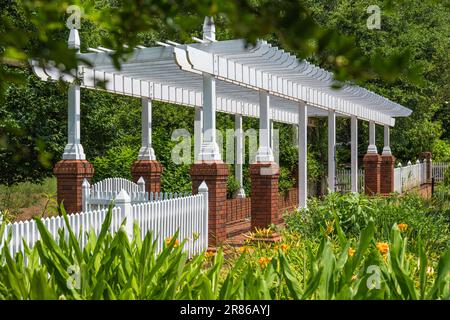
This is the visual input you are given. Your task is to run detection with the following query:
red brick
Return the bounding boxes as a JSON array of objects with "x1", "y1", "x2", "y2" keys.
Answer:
[
  {"x1": 363, "y1": 153, "x2": 381, "y2": 195},
  {"x1": 380, "y1": 155, "x2": 395, "y2": 195},
  {"x1": 131, "y1": 160, "x2": 163, "y2": 193},
  {"x1": 250, "y1": 162, "x2": 279, "y2": 230},
  {"x1": 54, "y1": 160, "x2": 94, "y2": 214},
  {"x1": 190, "y1": 161, "x2": 229, "y2": 246}
]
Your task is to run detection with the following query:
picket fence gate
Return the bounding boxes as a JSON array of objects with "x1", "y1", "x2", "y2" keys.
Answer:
[
  {"x1": 82, "y1": 177, "x2": 191, "y2": 211},
  {"x1": 432, "y1": 162, "x2": 449, "y2": 182},
  {"x1": 0, "y1": 182, "x2": 209, "y2": 259},
  {"x1": 335, "y1": 169, "x2": 365, "y2": 193}
]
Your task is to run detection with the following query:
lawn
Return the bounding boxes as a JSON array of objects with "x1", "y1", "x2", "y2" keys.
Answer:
[{"x1": 0, "y1": 177, "x2": 57, "y2": 222}]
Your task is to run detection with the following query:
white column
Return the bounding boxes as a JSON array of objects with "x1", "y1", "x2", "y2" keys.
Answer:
[
  {"x1": 298, "y1": 101, "x2": 308, "y2": 209},
  {"x1": 327, "y1": 110, "x2": 336, "y2": 192},
  {"x1": 382, "y1": 125, "x2": 392, "y2": 156},
  {"x1": 138, "y1": 98, "x2": 156, "y2": 160},
  {"x1": 235, "y1": 114, "x2": 245, "y2": 198},
  {"x1": 198, "y1": 73, "x2": 221, "y2": 161},
  {"x1": 256, "y1": 91, "x2": 274, "y2": 162},
  {"x1": 351, "y1": 116, "x2": 359, "y2": 193},
  {"x1": 270, "y1": 119, "x2": 274, "y2": 148},
  {"x1": 62, "y1": 29, "x2": 85, "y2": 160},
  {"x1": 203, "y1": 17, "x2": 215, "y2": 41},
  {"x1": 367, "y1": 121, "x2": 378, "y2": 154},
  {"x1": 198, "y1": 16, "x2": 220, "y2": 161},
  {"x1": 194, "y1": 107, "x2": 203, "y2": 161}
]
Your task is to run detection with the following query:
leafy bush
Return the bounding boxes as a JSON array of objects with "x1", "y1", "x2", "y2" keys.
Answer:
[
  {"x1": 278, "y1": 167, "x2": 296, "y2": 194},
  {"x1": 444, "y1": 165, "x2": 450, "y2": 186},
  {"x1": 226, "y1": 174, "x2": 241, "y2": 199},
  {"x1": 91, "y1": 146, "x2": 138, "y2": 183},
  {"x1": 285, "y1": 192, "x2": 450, "y2": 255}
]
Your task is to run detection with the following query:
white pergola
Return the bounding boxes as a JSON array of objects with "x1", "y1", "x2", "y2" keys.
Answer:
[{"x1": 31, "y1": 17, "x2": 412, "y2": 208}]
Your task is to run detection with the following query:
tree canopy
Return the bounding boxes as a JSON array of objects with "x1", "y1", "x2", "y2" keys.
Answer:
[{"x1": 0, "y1": 0, "x2": 449, "y2": 187}]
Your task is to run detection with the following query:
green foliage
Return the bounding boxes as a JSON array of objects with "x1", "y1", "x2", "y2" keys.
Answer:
[
  {"x1": 444, "y1": 166, "x2": 450, "y2": 186},
  {"x1": 91, "y1": 146, "x2": 137, "y2": 183},
  {"x1": 0, "y1": 206, "x2": 448, "y2": 300},
  {"x1": 285, "y1": 192, "x2": 450, "y2": 256},
  {"x1": 226, "y1": 173, "x2": 241, "y2": 199},
  {"x1": 278, "y1": 167, "x2": 296, "y2": 194}
]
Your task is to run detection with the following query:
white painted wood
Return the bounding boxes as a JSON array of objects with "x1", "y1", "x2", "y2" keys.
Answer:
[
  {"x1": 328, "y1": 109, "x2": 336, "y2": 192},
  {"x1": 62, "y1": 30, "x2": 85, "y2": 160},
  {"x1": 62, "y1": 84, "x2": 85, "y2": 160},
  {"x1": 194, "y1": 107, "x2": 203, "y2": 161},
  {"x1": 115, "y1": 189, "x2": 133, "y2": 239},
  {"x1": 382, "y1": 125, "x2": 392, "y2": 156},
  {"x1": 1, "y1": 187, "x2": 208, "y2": 259},
  {"x1": 298, "y1": 101, "x2": 307, "y2": 209},
  {"x1": 256, "y1": 91, "x2": 274, "y2": 162},
  {"x1": 234, "y1": 114, "x2": 246, "y2": 198},
  {"x1": 432, "y1": 162, "x2": 449, "y2": 181},
  {"x1": 393, "y1": 160, "x2": 428, "y2": 192},
  {"x1": 367, "y1": 121, "x2": 378, "y2": 154},
  {"x1": 199, "y1": 73, "x2": 221, "y2": 161},
  {"x1": 351, "y1": 116, "x2": 359, "y2": 192},
  {"x1": 336, "y1": 168, "x2": 364, "y2": 193},
  {"x1": 138, "y1": 98, "x2": 156, "y2": 160},
  {"x1": 203, "y1": 17, "x2": 215, "y2": 41}
]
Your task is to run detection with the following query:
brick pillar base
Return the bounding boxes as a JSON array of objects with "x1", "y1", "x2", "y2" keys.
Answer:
[
  {"x1": 190, "y1": 162, "x2": 228, "y2": 246},
  {"x1": 54, "y1": 160, "x2": 94, "y2": 214},
  {"x1": 380, "y1": 155, "x2": 396, "y2": 195},
  {"x1": 131, "y1": 160, "x2": 163, "y2": 194},
  {"x1": 363, "y1": 154, "x2": 381, "y2": 195},
  {"x1": 250, "y1": 162, "x2": 280, "y2": 230}
]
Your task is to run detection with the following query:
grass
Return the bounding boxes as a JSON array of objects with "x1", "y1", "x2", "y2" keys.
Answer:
[{"x1": 0, "y1": 177, "x2": 57, "y2": 222}]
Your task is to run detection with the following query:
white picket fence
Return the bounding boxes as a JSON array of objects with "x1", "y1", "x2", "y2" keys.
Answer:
[
  {"x1": 82, "y1": 177, "x2": 191, "y2": 211},
  {"x1": 0, "y1": 182, "x2": 209, "y2": 259},
  {"x1": 432, "y1": 162, "x2": 449, "y2": 182},
  {"x1": 394, "y1": 160, "x2": 427, "y2": 193},
  {"x1": 336, "y1": 169, "x2": 365, "y2": 193}
]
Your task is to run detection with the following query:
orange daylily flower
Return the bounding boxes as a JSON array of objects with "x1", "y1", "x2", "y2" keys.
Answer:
[
  {"x1": 258, "y1": 257, "x2": 272, "y2": 269},
  {"x1": 376, "y1": 242, "x2": 389, "y2": 255},
  {"x1": 165, "y1": 236, "x2": 180, "y2": 248},
  {"x1": 348, "y1": 247, "x2": 356, "y2": 257}
]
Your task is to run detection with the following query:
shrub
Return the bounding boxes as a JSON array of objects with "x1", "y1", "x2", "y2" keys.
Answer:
[
  {"x1": 91, "y1": 146, "x2": 138, "y2": 182},
  {"x1": 227, "y1": 174, "x2": 241, "y2": 199},
  {"x1": 284, "y1": 192, "x2": 450, "y2": 255},
  {"x1": 444, "y1": 165, "x2": 450, "y2": 186}
]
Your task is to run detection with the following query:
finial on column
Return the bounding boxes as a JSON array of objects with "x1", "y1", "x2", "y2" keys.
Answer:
[
  {"x1": 203, "y1": 16, "x2": 216, "y2": 41},
  {"x1": 68, "y1": 29, "x2": 80, "y2": 51}
]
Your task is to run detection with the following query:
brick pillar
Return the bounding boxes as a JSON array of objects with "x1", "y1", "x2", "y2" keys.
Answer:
[
  {"x1": 363, "y1": 154, "x2": 381, "y2": 195},
  {"x1": 250, "y1": 162, "x2": 280, "y2": 229},
  {"x1": 131, "y1": 160, "x2": 163, "y2": 194},
  {"x1": 419, "y1": 152, "x2": 432, "y2": 183},
  {"x1": 380, "y1": 155, "x2": 396, "y2": 195},
  {"x1": 54, "y1": 160, "x2": 94, "y2": 214},
  {"x1": 190, "y1": 162, "x2": 228, "y2": 246}
]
